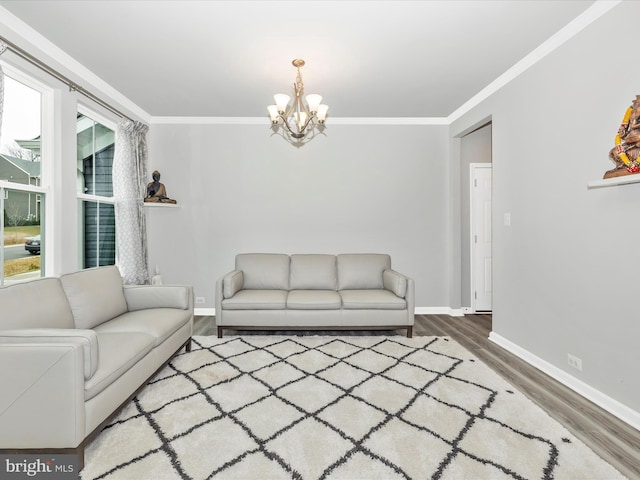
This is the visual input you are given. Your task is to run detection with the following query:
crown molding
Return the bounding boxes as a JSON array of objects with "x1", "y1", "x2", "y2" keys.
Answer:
[
  {"x1": 151, "y1": 117, "x2": 270, "y2": 125},
  {"x1": 325, "y1": 117, "x2": 449, "y2": 126},
  {"x1": 150, "y1": 116, "x2": 449, "y2": 125}
]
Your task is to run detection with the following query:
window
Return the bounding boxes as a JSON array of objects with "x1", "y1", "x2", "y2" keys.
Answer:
[
  {"x1": 77, "y1": 112, "x2": 116, "y2": 268},
  {"x1": 0, "y1": 75, "x2": 44, "y2": 286}
]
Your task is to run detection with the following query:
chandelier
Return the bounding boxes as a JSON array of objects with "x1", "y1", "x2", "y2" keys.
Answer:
[{"x1": 268, "y1": 59, "x2": 328, "y2": 140}]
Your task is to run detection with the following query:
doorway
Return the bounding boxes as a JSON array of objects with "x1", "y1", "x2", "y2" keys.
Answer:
[{"x1": 460, "y1": 121, "x2": 492, "y2": 313}]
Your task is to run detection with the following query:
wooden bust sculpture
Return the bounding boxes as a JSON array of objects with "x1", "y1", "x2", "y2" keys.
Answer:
[
  {"x1": 605, "y1": 95, "x2": 640, "y2": 178},
  {"x1": 145, "y1": 170, "x2": 176, "y2": 203}
]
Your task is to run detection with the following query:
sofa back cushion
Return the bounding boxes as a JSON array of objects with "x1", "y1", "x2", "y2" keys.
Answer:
[
  {"x1": 0, "y1": 278, "x2": 75, "y2": 329},
  {"x1": 60, "y1": 265, "x2": 128, "y2": 329},
  {"x1": 290, "y1": 254, "x2": 337, "y2": 290},
  {"x1": 337, "y1": 254, "x2": 391, "y2": 290},
  {"x1": 235, "y1": 254, "x2": 290, "y2": 290}
]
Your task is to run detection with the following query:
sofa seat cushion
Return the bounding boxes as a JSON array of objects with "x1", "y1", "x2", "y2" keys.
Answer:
[
  {"x1": 93, "y1": 308, "x2": 192, "y2": 347},
  {"x1": 85, "y1": 332, "x2": 155, "y2": 400},
  {"x1": 340, "y1": 290, "x2": 407, "y2": 310},
  {"x1": 287, "y1": 290, "x2": 342, "y2": 310},
  {"x1": 222, "y1": 290, "x2": 288, "y2": 310}
]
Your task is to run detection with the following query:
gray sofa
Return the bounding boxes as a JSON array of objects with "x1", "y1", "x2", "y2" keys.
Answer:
[
  {"x1": 215, "y1": 253, "x2": 414, "y2": 337},
  {"x1": 0, "y1": 265, "x2": 193, "y2": 470}
]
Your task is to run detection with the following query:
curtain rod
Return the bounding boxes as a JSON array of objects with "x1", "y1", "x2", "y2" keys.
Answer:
[{"x1": 0, "y1": 35, "x2": 132, "y2": 122}]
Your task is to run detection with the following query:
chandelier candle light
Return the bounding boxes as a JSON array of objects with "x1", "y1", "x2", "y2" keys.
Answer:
[{"x1": 268, "y1": 59, "x2": 328, "y2": 139}]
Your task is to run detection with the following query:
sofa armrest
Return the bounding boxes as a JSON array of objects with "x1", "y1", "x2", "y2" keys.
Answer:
[
  {"x1": 0, "y1": 342, "x2": 85, "y2": 449},
  {"x1": 383, "y1": 270, "x2": 415, "y2": 326},
  {"x1": 406, "y1": 278, "x2": 415, "y2": 325},
  {"x1": 383, "y1": 269, "x2": 408, "y2": 298},
  {"x1": 223, "y1": 270, "x2": 244, "y2": 298},
  {"x1": 123, "y1": 284, "x2": 194, "y2": 312},
  {"x1": 215, "y1": 270, "x2": 243, "y2": 321},
  {"x1": 0, "y1": 329, "x2": 98, "y2": 380}
]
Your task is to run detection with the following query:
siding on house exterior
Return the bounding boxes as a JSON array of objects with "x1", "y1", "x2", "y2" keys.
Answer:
[
  {"x1": 0, "y1": 154, "x2": 41, "y2": 222},
  {"x1": 81, "y1": 144, "x2": 115, "y2": 268}
]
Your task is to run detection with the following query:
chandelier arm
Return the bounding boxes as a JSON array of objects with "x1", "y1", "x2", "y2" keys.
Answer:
[
  {"x1": 281, "y1": 106, "x2": 294, "y2": 120},
  {"x1": 279, "y1": 114, "x2": 298, "y2": 137},
  {"x1": 278, "y1": 99, "x2": 295, "y2": 132},
  {"x1": 297, "y1": 113, "x2": 316, "y2": 135},
  {"x1": 299, "y1": 99, "x2": 312, "y2": 116}
]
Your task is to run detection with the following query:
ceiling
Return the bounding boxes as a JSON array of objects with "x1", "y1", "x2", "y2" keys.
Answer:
[{"x1": 0, "y1": 0, "x2": 596, "y2": 119}]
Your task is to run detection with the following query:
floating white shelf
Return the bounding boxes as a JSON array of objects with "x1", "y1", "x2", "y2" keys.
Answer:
[
  {"x1": 587, "y1": 174, "x2": 640, "y2": 189},
  {"x1": 144, "y1": 202, "x2": 180, "y2": 208}
]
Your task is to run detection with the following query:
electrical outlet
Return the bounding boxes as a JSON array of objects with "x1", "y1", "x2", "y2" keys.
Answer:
[
  {"x1": 567, "y1": 353, "x2": 582, "y2": 371},
  {"x1": 195, "y1": 297, "x2": 205, "y2": 304}
]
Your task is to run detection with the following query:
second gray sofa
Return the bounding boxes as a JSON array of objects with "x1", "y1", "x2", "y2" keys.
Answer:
[
  {"x1": 215, "y1": 253, "x2": 414, "y2": 337},
  {"x1": 0, "y1": 265, "x2": 193, "y2": 470}
]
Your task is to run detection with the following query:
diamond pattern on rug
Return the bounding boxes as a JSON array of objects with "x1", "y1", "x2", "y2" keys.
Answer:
[
  {"x1": 277, "y1": 375, "x2": 344, "y2": 413},
  {"x1": 285, "y1": 348, "x2": 341, "y2": 374},
  {"x1": 266, "y1": 417, "x2": 354, "y2": 479},
  {"x1": 351, "y1": 375, "x2": 417, "y2": 414},
  {"x1": 171, "y1": 417, "x2": 258, "y2": 478},
  {"x1": 364, "y1": 417, "x2": 452, "y2": 479},
  {"x1": 401, "y1": 394, "x2": 471, "y2": 442},
  {"x1": 234, "y1": 396, "x2": 305, "y2": 440},
  {"x1": 316, "y1": 361, "x2": 372, "y2": 390},
  {"x1": 317, "y1": 396, "x2": 387, "y2": 440},
  {"x1": 327, "y1": 451, "x2": 404, "y2": 480},
  {"x1": 81, "y1": 335, "x2": 627, "y2": 480}
]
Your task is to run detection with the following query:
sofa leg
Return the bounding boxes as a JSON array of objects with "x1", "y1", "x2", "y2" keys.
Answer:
[
  {"x1": 217, "y1": 326, "x2": 223, "y2": 338},
  {"x1": 185, "y1": 338, "x2": 192, "y2": 352},
  {"x1": 406, "y1": 326, "x2": 413, "y2": 338},
  {"x1": 77, "y1": 448, "x2": 85, "y2": 472}
]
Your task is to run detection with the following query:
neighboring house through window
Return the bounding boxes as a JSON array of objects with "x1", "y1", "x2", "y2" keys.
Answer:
[
  {"x1": 0, "y1": 154, "x2": 41, "y2": 221},
  {"x1": 0, "y1": 74, "x2": 44, "y2": 286},
  {"x1": 76, "y1": 111, "x2": 116, "y2": 269}
]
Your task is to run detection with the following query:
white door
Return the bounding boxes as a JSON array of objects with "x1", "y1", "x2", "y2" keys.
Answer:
[{"x1": 471, "y1": 164, "x2": 492, "y2": 312}]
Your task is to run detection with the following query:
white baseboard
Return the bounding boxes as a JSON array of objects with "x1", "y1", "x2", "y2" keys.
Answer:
[
  {"x1": 414, "y1": 307, "x2": 465, "y2": 317},
  {"x1": 197, "y1": 307, "x2": 465, "y2": 318},
  {"x1": 489, "y1": 332, "x2": 640, "y2": 431}
]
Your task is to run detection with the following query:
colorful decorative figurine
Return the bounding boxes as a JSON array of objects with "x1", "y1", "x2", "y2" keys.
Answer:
[{"x1": 605, "y1": 95, "x2": 640, "y2": 178}]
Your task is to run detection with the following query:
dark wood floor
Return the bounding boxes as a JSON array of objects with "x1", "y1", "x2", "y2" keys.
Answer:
[{"x1": 193, "y1": 314, "x2": 640, "y2": 479}]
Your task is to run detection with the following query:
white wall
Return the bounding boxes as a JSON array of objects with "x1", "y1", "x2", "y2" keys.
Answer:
[
  {"x1": 451, "y1": 1, "x2": 640, "y2": 417},
  {"x1": 147, "y1": 123, "x2": 450, "y2": 309}
]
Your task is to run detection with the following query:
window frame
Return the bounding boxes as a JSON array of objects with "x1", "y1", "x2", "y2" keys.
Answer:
[
  {"x1": 76, "y1": 104, "x2": 117, "y2": 269},
  {"x1": 0, "y1": 64, "x2": 51, "y2": 284}
]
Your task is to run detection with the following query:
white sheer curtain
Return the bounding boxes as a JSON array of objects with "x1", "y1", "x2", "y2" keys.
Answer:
[{"x1": 113, "y1": 119, "x2": 149, "y2": 285}]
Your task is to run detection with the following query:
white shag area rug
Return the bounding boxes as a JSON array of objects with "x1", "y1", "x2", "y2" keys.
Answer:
[{"x1": 81, "y1": 335, "x2": 626, "y2": 479}]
